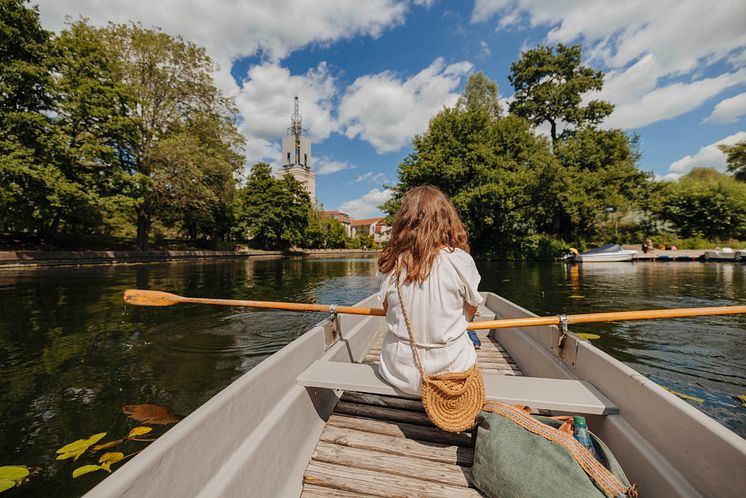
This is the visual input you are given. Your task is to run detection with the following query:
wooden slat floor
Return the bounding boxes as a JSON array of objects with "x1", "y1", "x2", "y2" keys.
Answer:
[{"x1": 301, "y1": 330, "x2": 522, "y2": 497}]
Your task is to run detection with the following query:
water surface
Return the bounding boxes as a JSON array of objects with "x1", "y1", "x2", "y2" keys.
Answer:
[{"x1": 0, "y1": 258, "x2": 744, "y2": 496}]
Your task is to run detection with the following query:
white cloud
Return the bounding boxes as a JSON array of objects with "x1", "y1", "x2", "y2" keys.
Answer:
[
  {"x1": 602, "y1": 69, "x2": 746, "y2": 129},
  {"x1": 478, "y1": 41, "x2": 491, "y2": 60},
  {"x1": 338, "y1": 58, "x2": 473, "y2": 153},
  {"x1": 339, "y1": 188, "x2": 393, "y2": 218},
  {"x1": 705, "y1": 92, "x2": 746, "y2": 124},
  {"x1": 472, "y1": 0, "x2": 746, "y2": 129},
  {"x1": 39, "y1": 0, "x2": 409, "y2": 66},
  {"x1": 667, "y1": 131, "x2": 746, "y2": 176},
  {"x1": 314, "y1": 157, "x2": 355, "y2": 175},
  {"x1": 355, "y1": 172, "x2": 388, "y2": 184}
]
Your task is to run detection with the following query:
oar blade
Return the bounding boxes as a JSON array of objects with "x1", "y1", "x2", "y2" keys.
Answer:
[{"x1": 124, "y1": 289, "x2": 182, "y2": 307}]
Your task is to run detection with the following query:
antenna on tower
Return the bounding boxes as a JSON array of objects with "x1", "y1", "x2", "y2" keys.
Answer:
[{"x1": 290, "y1": 96, "x2": 302, "y2": 140}]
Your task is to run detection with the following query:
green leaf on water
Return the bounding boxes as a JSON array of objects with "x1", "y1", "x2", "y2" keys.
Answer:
[
  {"x1": 0, "y1": 480, "x2": 16, "y2": 493},
  {"x1": 662, "y1": 386, "x2": 704, "y2": 404},
  {"x1": 0, "y1": 467, "x2": 28, "y2": 482},
  {"x1": 56, "y1": 433, "x2": 107, "y2": 461},
  {"x1": 72, "y1": 465, "x2": 103, "y2": 479},
  {"x1": 0, "y1": 466, "x2": 30, "y2": 493},
  {"x1": 570, "y1": 295, "x2": 584, "y2": 299},
  {"x1": 577, "y1": 333, "x2": 601, "y2": 341}
]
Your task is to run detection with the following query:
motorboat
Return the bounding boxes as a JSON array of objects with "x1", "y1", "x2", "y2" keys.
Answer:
[
  {"x1": 703, "y1": 247, "x2": 744, "y2": 262},
  {"x1": 565, "y1": 244, "x2": 638, "y2": 263}
]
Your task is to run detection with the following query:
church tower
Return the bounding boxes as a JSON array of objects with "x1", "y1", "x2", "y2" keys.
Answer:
[{"x1": 279, "y1": 96, "x2": 315, "y2": 204}]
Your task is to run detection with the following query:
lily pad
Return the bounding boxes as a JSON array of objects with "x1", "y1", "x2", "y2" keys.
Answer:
[
  {"x1": 0, "y1": 466, "x2": 30, "y2": 493},
  {"x1": 127, "y1": 426, "x2": 152, "y2": 438},
  {"x1": 99, "y1": 452, "x2": 124, "y2": 472},
  {"x1": 122, "y1": 404, "x2": 180, "y2": 425},
  {"x1": 56, "y1": 433, "x2": 107, "y2": 461},
  {"x1": 577, "y1": 333, "x2": 601, "y2": 341},
  {"x1": 93, "y1": 439, "x2": 123, "y2": 451},
  {"x1": 662, "y1": 386, "x2": 704, "y2": 404},
  {"x1": 72, "y1": 465, "x2": 103, "y2": 479}
]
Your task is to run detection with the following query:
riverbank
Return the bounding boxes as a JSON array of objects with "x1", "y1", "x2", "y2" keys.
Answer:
[{"x1": 0, "y1": 248, "x2": 380, "y2": 268}]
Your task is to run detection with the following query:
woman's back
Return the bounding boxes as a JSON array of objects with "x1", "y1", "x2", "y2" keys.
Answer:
[{"x1": 378, "y1": 248, "x2": 483, "y2": 395}]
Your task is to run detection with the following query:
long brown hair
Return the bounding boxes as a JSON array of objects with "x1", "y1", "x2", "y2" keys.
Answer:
[{"x1": 378, "y1": 185, "x2": 469, "y2": 283}]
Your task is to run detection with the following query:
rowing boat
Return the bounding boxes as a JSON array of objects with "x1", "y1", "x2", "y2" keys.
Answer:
[{"x1": 86, "y1": 292, "x2": 746, "y2": 497}]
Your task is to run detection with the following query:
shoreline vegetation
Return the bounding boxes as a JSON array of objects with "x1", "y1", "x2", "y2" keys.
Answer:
[{"x1": 3, "y1": 2, "x2": 745, "y2": 261}]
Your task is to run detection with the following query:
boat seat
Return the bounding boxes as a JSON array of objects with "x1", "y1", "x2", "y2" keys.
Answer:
[{"x1": 297, "y1": 360, "x2": 618, "y2": 415}]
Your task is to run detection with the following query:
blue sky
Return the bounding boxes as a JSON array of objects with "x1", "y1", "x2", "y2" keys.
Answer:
[{"x1": 39, "y1": 0, "x2": 746, "y2": 218}]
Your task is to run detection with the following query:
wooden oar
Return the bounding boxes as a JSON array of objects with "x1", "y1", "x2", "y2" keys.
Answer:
[
  {"x1": 123, "y1": 289, "x2": 386, "y2": 316},
  {"x1": 123, "y1": 289, "x2": 746, "y2": 330}
]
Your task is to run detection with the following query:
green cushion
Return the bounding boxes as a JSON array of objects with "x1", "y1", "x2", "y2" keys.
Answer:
[{"x1": 471, "y1": 412, "x2": 631, "y2": 498}]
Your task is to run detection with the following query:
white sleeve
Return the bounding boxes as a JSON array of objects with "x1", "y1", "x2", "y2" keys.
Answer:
[
  {"x1": 450, "y1": 250, "x2": 484, "y2": 307},
  {"x1": 376, "y1": 271, "x2": 391, "y2": 303}
]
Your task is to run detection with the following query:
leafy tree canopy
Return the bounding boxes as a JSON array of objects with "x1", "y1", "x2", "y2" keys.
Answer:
[
  {"x1": 719, "y1": 140, "x2": 746, "y2": 181},
  {"x1": 657, "y1": 167, "x2": 746, "y2": 240},
  {"x1": 509, "y1": 43, "x2": 613, "y2": 144},
  {"x1": 234, "y1": 164, "x2": 311, "y2": 250}
]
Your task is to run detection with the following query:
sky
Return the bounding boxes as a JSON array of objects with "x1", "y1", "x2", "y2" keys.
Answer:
[{"x1": 37, "y1": 0, "x2": 746, "y2": 218}]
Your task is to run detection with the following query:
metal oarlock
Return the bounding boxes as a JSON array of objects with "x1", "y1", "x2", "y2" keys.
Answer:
[
  {"x1": 323, "y1": 305, "x2": 340, "y2": 350},
  {"x1": 557, "y1": 314, "x2": 569, "y2": 348}
]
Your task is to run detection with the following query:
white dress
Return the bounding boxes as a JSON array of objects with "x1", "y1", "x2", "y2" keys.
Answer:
[{"x1": 377, "y1": 248, "x2": 484, "y2": 395}]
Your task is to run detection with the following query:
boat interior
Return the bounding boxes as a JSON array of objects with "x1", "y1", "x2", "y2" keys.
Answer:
[{"x1": 86, "y1": 293, "x2": 746, "y2": 498}]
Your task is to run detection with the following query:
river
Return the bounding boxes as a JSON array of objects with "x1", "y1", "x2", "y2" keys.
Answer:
[{"x1": 0, "y1": 257, "x2": 744, "y2": 496}]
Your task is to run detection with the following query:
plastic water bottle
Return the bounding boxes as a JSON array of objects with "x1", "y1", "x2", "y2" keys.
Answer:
[{"x1": 573, "y1": 416, "x2": 603, "y2": 463}]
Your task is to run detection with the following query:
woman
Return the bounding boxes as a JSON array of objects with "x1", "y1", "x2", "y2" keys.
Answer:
[{"x1": 377, "y1": 185, "x2": 483, "y2": 396}]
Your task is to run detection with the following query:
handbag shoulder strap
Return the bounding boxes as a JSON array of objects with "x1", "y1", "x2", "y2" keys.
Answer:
[{"x1": 394, "y1": 269, "x2": 426, "y2": 380}]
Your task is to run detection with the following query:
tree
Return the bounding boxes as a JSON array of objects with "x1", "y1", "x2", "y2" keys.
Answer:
[
  {"x1": 456, "y1": 71, "x2": 501, "y2": 119},
  {"x1": 508, "y1": 44, "x2": 613, "y2": 144},
  {"x1": 657, "y1": 168, "x2": 746, "y2": 240},
  {"x1": 100, "y1": 23, "x2": 241, "y2": 248},
  {"x1": 0, "y1": 0, "x2": 59, "y2": 234},
  {"x1": 51, "y1": 20, "x2": 140, "y2": 236},
  {"x1": 719, "y1": 141, "x2": 746, "y2": 181},
  {"x1": 234, "y1": 164, "x2": 311, "y2": 250},
  {"x1": 385, "y1": 72, "x2": 560, "y2": 258},
  {"x1": 324, "y1": 218, "x2": 349, "y2": 249},
  {"x1": 552, "y1": 128, "x2": 652, "y2": 240}
]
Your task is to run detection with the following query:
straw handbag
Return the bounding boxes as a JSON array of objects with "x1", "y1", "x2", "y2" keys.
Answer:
[{"x1": 395, "y1": 271, "x2": 485, "y2": 433}]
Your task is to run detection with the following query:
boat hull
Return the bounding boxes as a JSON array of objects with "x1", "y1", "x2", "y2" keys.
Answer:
[{"x1": 573, "y1": 250, "x2": 637, "y2": 262}]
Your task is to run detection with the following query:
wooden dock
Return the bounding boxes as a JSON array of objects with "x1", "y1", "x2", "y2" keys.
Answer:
[
  {"x1": 631, "y1": 249, "x2": 706, "y2": 261},
  {"x1": 301, "y1": 330, "x2": 520, "y2": 497}
]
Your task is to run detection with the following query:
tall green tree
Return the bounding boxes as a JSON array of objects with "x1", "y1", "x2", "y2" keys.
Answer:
[
  {"x1": 719, "y1": 141, "x2": 746, "y2": 181},
  {"x1": 657, "y1": 168, "x2": 746, "y2": 240},
  {"x1": 0, "y1": 0, "x2": 59, "y2": 233},
  {"x1": 508, "y1": 44, "x2": 613, "y2": 144},
  {"x1": 100, "y1": 23, "x2": 242, "y2": 248},
  {"x1": 51, "y1": 20, "x2": 140, "y2": 236},
  {"x1": 385, "y1": 72, "x2": 560, "y2": 258},
  {"x1": 234, "y1": 164, "x2": 311, "y2": 250}
]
